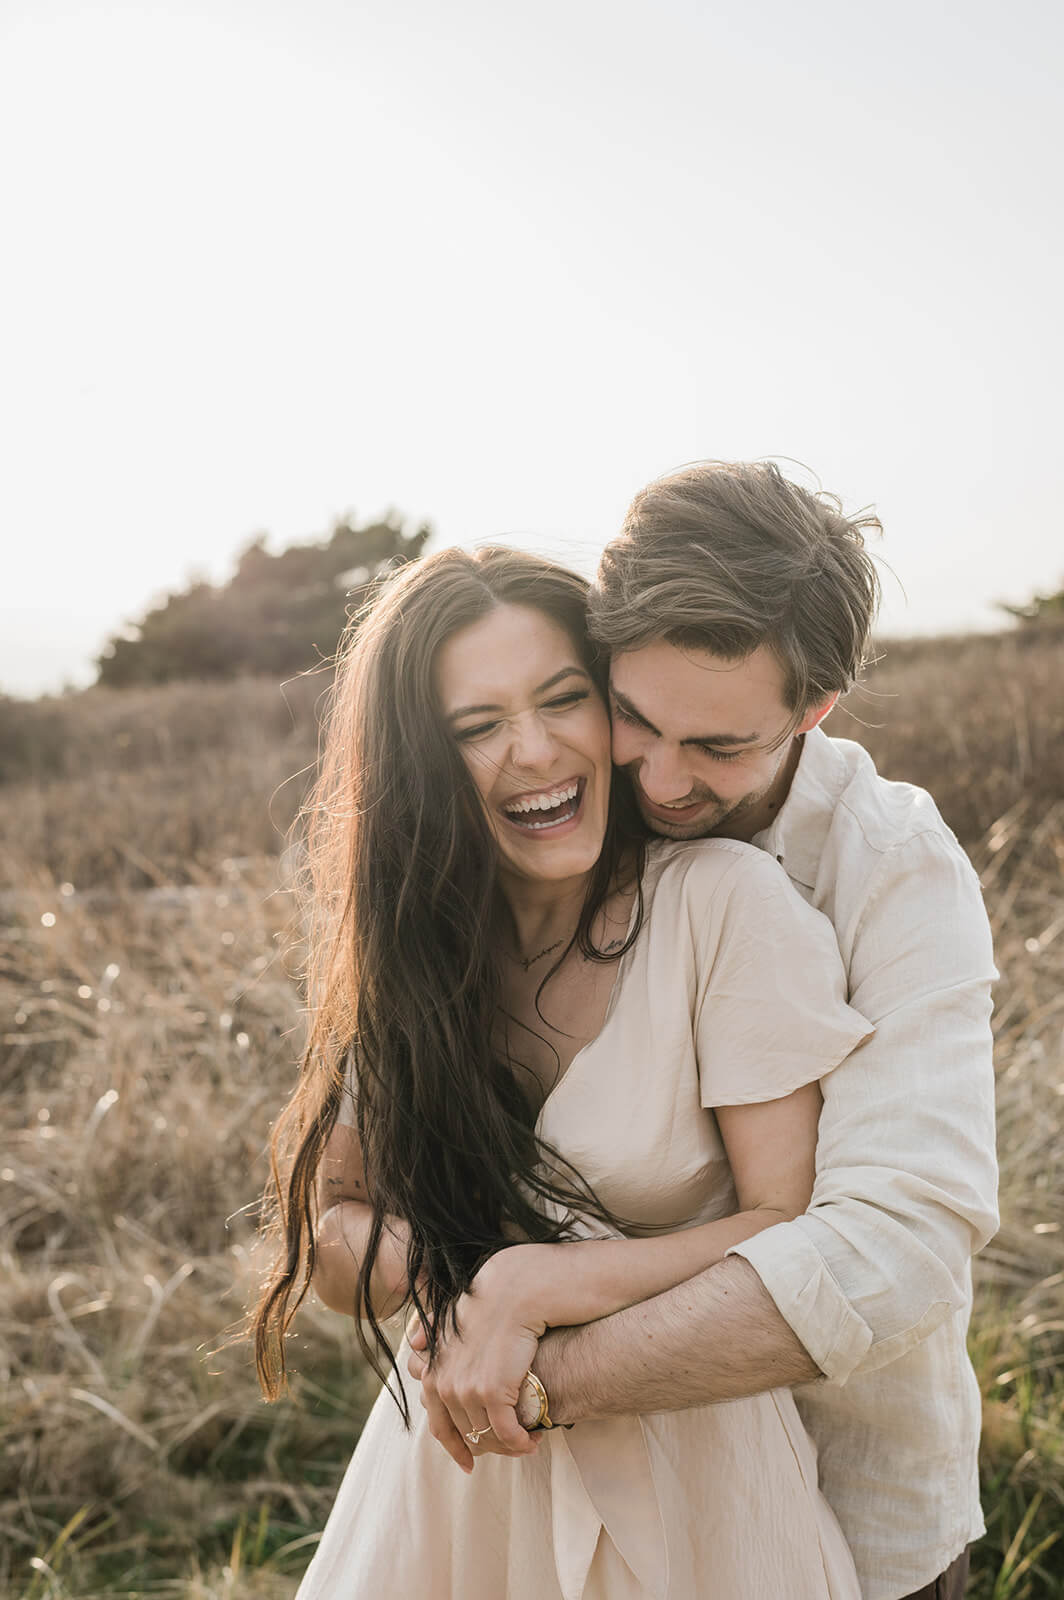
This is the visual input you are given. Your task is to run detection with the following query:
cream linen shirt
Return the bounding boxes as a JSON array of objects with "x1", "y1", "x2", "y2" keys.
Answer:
[{"x1": 729, "y1": 727, "x2": 998, "y2": 1600}]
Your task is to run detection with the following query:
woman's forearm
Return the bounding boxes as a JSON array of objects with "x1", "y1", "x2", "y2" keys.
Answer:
[
  {"x1": 528, "y1": 1208, "x2": 795, "y2": 1329},
  {"x1": 312, "y1": 1199, "x2": 412, "y2": 1322}
]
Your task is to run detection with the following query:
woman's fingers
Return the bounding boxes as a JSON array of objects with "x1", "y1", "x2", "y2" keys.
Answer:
[
  {"x1": 449, "y1": 1401, "x2": 485, "y2": 1461},
  {"x1": 436, "y1": 1378, "x2": 480, "y2": 1457},
  {"x1": 486, "y1": 1399, "x2": 537, "y2": 1455},
  {"x1": 461, "y1": 1408, "x2": 494, "y2": 1449},
  {"x1": 406, "y1": 1298, "x2": 541, "y2": 1467},
  {"x1": 447, "y1": 1373, "x2": 536, "y2": 1458},
  {"x1": 418, "y1": 1376, "x2": 474, "y2": 1473}
]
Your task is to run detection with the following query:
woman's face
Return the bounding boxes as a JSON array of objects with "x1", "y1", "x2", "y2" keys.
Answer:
[{"x1": 435, "y1": 603, "x2": 613, "y2": 890}]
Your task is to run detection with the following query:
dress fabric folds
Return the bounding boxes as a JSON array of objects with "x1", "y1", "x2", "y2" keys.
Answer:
[{"x1": 297, "y1": 841, "x2": 871, "y2": 1600}]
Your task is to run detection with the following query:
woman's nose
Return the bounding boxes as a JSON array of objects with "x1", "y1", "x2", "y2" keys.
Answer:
[{"x1": 507, "y1": 711, "x2": 557, "y2": 770}]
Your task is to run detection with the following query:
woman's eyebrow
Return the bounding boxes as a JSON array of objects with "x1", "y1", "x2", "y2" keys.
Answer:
[
  {"x1": 534, "y1": 666, "x2": 589, "y2": 694},
  {"x1": 446, "y1": 666, "x2": 589, "y2": 722}
]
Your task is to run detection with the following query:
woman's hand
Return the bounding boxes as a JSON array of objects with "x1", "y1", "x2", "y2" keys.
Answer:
[{"x1": 406, "y1": 1245, "x2": 551, "y2": 1470}]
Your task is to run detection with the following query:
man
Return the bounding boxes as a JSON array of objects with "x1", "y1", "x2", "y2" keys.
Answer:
[{"x1": 414, "y1": 461, "x2": 998, "y2": 1600}]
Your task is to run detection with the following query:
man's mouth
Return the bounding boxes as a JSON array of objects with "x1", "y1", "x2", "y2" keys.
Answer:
[
  {"x1": 501, "y1": 778, "x2": 585, "y2": 833},
  {"x1": 637, "y1": 787, "x2": 715, "y2": 822}
]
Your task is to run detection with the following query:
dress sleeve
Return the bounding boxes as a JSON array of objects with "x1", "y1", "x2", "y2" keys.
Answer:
[{"x1": 692, "y1": 849, "x2": 874, "y2": 1107}]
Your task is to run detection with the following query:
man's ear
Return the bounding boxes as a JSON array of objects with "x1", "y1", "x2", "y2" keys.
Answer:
[{"x1": 796, "y1": 692, "x2": 839, "y2": 735}]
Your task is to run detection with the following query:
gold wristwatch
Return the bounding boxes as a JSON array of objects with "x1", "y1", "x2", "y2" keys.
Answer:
[{"x1": 519, "y1": 1368, "x2": 560, "y2": 1431}]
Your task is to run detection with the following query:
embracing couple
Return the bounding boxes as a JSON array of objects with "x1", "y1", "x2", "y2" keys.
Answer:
[{"x1": 253, "y1": 461, "x2": 998, "y2": 1600}]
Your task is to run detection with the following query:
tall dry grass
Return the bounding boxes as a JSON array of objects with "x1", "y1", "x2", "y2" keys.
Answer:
[
  {"x1": 0, "y1": 676, "x2": 324, "y2": 891},
  {"x1": 1, "y1": 625, "x2": 1062, "y2": 1598},
  {"x1": 1, "y1": 862, "x2": 380, "y2": 1597}
]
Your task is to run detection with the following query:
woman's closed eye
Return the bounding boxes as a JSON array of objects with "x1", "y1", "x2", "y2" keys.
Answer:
[
  {"x1": 543, "y1": 690, "x2": 591, "y2": 712},
  {"x1": 454, "y1": 691, "x2": 591, "y2": 743},
  {"x1": 454, "y1": 719, "x2": 501, "y2": 743}
]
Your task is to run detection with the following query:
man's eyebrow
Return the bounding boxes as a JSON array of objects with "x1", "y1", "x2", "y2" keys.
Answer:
[
  {"x1": 610, "y1": 686, "x2": 760, "y2": 748},
  {"x1": 610, "y1": 687, "x2": 662, "y2": 735},
  {"x1": 446, "y1": 666, "x2": 589, "y2": 722}
]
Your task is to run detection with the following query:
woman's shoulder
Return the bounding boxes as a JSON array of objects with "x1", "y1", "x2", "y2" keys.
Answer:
[
  {"x1": 643, "y1": 835, "x2": 793, "y2": 907},
  {"x1": 630, "y1": 844, "x2": 819, "y2": 992},
  {"x1": 640, "y1": 837, "x2": 821, "y2": 960}
]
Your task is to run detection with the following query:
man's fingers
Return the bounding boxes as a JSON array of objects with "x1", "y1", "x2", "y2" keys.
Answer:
[{"x1": 407, "y1": 1347, "x2": 428, "y2": 1382}]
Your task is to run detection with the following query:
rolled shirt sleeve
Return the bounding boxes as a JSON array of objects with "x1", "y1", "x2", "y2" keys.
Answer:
[{"x1": 729, "y1": 831, "x2": 999, "y2": 1385}]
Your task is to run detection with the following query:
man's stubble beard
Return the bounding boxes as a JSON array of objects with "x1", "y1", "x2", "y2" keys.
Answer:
[
  {"x1": 627, "y1": 736, "x2": 803, "y2": 843},
  {"x1": 631, "y1": 780, "x2": 773, "y2": 842}
]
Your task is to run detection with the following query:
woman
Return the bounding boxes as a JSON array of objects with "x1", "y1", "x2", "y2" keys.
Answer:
[{"x1": 253, "y1": 546, "x2": 871, "y2": 1599}]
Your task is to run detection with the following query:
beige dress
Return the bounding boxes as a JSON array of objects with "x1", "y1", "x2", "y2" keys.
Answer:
[{"x1": 297, "y1": 839, "x2": 873, "y2": 1600}]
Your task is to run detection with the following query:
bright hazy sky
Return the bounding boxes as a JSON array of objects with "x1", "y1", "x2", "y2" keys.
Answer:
[{"x1": 3, "y1": 0, "x2": 1061, "y2": 697}]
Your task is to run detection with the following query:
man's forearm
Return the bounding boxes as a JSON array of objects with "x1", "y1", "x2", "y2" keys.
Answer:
[{"x1": 535, "y1": 1255, "x2": 820, "y2": 1422}]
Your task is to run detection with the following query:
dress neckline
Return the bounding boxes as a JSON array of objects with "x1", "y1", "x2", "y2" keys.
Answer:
[{"x1": 533, "y1": 867, "x2": 651, "y2": 1127}]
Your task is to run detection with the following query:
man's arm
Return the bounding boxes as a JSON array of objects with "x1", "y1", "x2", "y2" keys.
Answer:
[
  {"x1": 542, "y1": 830, "x2": 997, "y2": 1415},
  {"x1": 412, "y1": 827, "x2": 997, "y2": 1457},
  {"x1": 728, "y1": 832, "x2": 998, "y2": 1383},
  {"x1": 406, "y1": 1254, "x2": 817, "y2": 1464},
  {"x1": 535, "y1": 1255, "x2": 818, "y2": 1424},
  {"x1": 405, "y1": 1081, "x2": 827, "y2": 1457}
]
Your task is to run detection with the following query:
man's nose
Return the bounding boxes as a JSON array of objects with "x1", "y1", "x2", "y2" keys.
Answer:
[{"x1": 638, "y1": 743, "x2": 696, "y2": 805}]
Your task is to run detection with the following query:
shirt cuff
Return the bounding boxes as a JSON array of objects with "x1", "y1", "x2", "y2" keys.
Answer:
[{"x1": 727, "y1": 1221, "x2": 875, "y2": 1386}]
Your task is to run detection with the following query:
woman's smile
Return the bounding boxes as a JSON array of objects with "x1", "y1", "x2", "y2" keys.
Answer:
[{"x1": 500, "y1": 776, "x2": 585, "y2": 834}]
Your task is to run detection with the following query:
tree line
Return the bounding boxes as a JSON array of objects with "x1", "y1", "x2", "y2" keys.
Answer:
[{"x1": 95, "y1": 514, "x2": 430, "y2": 687}]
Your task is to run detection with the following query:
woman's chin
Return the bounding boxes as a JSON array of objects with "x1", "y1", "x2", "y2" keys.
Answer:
[{"x1": 496, "y1": 825, "x2": 607, "y2": 886}]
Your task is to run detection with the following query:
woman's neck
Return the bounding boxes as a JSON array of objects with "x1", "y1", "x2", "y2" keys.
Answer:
[{"x1": 497, "y1": 870, "x2": 592, "y2": 966}]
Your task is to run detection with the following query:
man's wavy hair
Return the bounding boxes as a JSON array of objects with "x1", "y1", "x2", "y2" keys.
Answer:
[
  {"x1": 590, "y1": 461, "x2": 882, "y2": 724},
  {"x1": 252, "y1": 545, "x2": 646, "y2": 1414}
]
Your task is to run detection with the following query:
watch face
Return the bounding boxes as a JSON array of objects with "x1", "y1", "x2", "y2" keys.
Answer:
[{"x1": 518, "y1": 1369, "x2": 548, "y2": 1430}]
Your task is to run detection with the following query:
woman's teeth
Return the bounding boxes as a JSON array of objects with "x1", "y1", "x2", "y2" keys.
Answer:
[{"x1": 503, "y1": 782, "x2": 581, "y2": 829}]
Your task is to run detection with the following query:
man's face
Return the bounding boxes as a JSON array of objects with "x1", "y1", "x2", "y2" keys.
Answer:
[{"x1": 609, "y1": 640, "x2": 831, "y2": 841}]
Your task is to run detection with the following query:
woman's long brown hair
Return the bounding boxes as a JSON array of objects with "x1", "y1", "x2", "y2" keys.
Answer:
[{"x1": 252, "y1": 546, "x2": 646, "y2": 1414}]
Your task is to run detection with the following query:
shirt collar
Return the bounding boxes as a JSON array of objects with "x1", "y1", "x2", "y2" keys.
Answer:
[{"x1": 753, "y1": 726, "x2": 851, "y2": 891}]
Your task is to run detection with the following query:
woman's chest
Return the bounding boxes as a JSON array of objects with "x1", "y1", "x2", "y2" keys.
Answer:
[
  {"x1": 500, "y1": 955, "x2": 623, "y2": 1106},
  {"x1": 535, "y1": 957, "x2": 738, "y2": 1233}
]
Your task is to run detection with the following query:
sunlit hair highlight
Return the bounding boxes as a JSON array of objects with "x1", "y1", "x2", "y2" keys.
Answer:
[
  {"x1": 590, "y1": 460, "x2": 882, "y2": 726},
  {"x1": 252, "y1": 546, "x2": 645, "y2": 1413}
]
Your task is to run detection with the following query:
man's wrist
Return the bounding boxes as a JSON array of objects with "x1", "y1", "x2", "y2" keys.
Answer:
[
  {"x1": 530, "y1": 1326, "x2": 578, "y2": 1426},
  {"x1": 515, "y1": 1376, "x2": 541, "y2": 1430}
]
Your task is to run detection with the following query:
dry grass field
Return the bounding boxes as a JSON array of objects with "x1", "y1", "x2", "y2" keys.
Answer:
[{"x1": 2, "y1": 623, "x2": 1063, "y2": 1598}]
